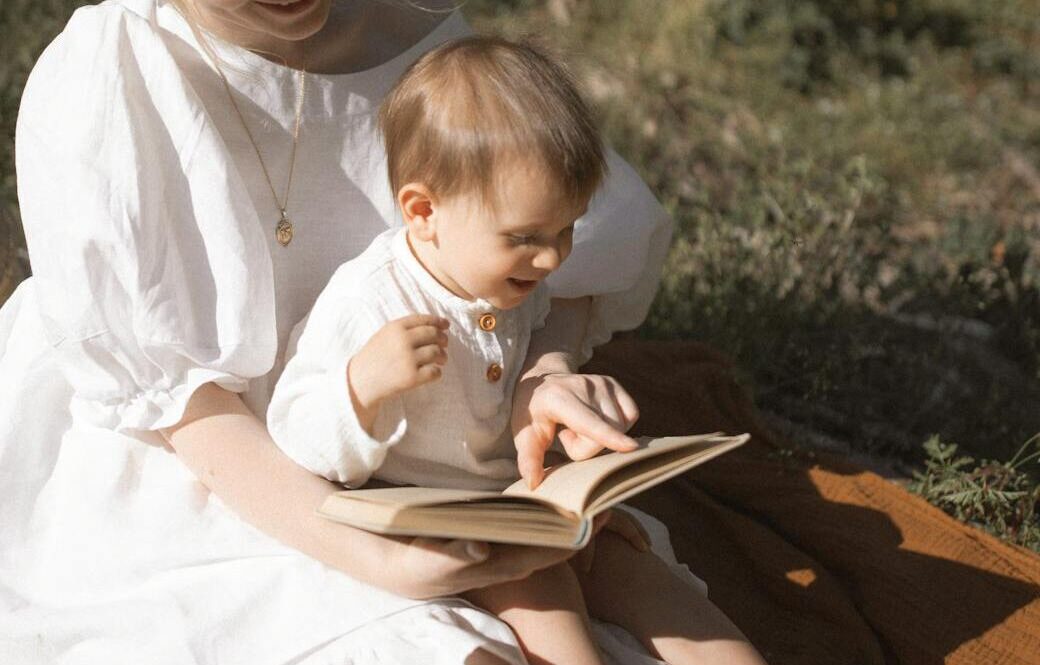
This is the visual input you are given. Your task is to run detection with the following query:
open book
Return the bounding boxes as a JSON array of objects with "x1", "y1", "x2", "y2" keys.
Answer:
[{"x1": 318, "y1": 432, "x2": 748, "y2": 549}]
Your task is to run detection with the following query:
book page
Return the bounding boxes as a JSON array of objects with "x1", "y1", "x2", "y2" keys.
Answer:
[
  {"x1": 331, "y1": 486, "x2": 505, "y2": 507},
  {"x1": 502, "y1": 433, "x2": 746, "y2": 515},
  {"x1": 325, "y1": 484, "x2": 574, "y2": 514}
]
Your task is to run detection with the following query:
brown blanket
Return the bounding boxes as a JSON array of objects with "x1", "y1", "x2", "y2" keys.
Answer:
[{"x1": 585, "y1": 339, "x2": 1040, "y2": 665}]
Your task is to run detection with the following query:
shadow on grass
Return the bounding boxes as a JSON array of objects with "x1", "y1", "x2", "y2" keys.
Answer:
[{"x1": 644, "y1": 276, "x2": 1040, "y2": 466}]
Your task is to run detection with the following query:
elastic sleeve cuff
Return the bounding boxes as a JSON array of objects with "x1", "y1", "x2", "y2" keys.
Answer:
[
  {"x1": 69, "y1": 366, "x2": 249, "y2": 433},
  {"x1": 327, "y1": 359, "x2": 407, "y2": 488}
]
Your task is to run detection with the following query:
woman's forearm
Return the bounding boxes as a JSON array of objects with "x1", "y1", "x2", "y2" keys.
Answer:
[
  {"x1": 160, "y1": 383, "x2": 406, "y2": 592},
  {"x1": 521, "y1": 296, "x2": 592, "y2": 377}
]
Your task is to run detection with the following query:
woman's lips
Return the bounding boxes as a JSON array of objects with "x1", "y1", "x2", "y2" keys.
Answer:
[{"x1": 254, "y1": 0, "x2": 318, "y2": 16}]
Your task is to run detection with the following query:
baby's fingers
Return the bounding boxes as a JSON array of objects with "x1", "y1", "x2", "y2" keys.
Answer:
[
  {"x1": 399, "y1": 314, "x2": 450, "y2": 330},
  {"x1": 414, "y1": 343, "x2": 448, "y2": 366},
  {"x1": 604, "y1": 379, "x2": 640, "y2": 432},
  {"x1": 408, "y1": 324, "x2": 449, "y2": 349},
  {"x1": 412, "y1": 364, "x2": 443, "y2": 387},
  {"x1": 558, "y1": 428, "x2": 602, "y2": 461}
]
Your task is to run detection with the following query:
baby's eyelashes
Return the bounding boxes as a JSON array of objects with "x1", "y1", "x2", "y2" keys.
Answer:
[{"x1": 508, "y1": 233, "x2": 537, "y2": 246}]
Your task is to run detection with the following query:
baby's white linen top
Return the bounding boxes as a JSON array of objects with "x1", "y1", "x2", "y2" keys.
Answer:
[
  {"x1": 15, "y1": 0, "x2": 673, "y2": 435},
  {"x1": 267, "y1": 229, "x2": 550, "y2": 491}
]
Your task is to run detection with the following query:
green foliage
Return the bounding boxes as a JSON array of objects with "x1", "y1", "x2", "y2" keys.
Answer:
[
  {"x1": 465, "y1": 0, "x2": 1040, "y2": 474},
  {"x1": 909, "y1": 434, "x2": 1040, "y2": 551},
  {"x1": 0, "y1": 0, "x2": 91, "y2": 290}
]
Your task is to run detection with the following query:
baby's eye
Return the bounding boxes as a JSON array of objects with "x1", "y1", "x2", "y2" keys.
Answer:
[{"x1": 508, "y1": 234, "x2": 537, "y2": 246}]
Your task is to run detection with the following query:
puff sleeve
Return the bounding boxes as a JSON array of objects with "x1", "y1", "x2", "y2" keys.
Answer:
[
  {"x1": 266, "y1": 295, "x2": 407, "y2": 488},
  {"x1": 15, "y1": 5, "x2": 276, "y2": 432},
  {"x1": 545, "y1": 150, "x2": 674, "y2": 363}
]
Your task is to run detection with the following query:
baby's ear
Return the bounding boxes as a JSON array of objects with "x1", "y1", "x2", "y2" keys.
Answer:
[{"x1": 398, "y1": 183, "x2": 437, "y2": 242}]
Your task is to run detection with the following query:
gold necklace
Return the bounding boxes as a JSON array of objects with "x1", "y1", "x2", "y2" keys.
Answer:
[{"x1": 214, "y1": 65, "x2": 307, "y2": 247}]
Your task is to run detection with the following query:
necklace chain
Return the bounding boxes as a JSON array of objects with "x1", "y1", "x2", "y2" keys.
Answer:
[{"x1": 214, "y1": 62, "x2": 307, "y2": 247}]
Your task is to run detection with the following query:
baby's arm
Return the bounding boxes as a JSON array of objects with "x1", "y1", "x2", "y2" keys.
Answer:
[
  {"x1": 267, "y1": 292, "x2": 446, "y2": 486},
  {"x1": 347, "y1": 314, "x2": 448, "y2": 434}
]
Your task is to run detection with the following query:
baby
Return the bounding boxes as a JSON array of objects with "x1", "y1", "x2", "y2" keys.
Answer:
[{"x1": 268, "y1": 36, "x2": 764, "y2": 665}]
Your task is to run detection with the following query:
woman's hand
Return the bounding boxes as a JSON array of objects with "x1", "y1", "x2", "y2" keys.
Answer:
[
  {"x1": 511, "y1": 371, "x2": 640, "y2": 488},
  {"x1": 384, "y1": 513, "x2": 613, "y2": 599}
]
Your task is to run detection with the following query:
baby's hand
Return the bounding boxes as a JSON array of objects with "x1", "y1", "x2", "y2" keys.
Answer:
[
  {"x1": 512, "y1": 372, "x2": 640, "y2": 488},
  {"x1": 348, "y1": 315, "x2": 449, "y2": 425}
]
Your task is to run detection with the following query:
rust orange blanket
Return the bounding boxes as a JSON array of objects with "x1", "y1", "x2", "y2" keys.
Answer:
[{"x1": 586, "y1": 339, "x2": 1040, "y2": 665}]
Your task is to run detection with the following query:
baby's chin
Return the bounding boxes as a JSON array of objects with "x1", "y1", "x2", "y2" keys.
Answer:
[{"x1": 482, "y1": 279, "x2": 539, "y2": 310}]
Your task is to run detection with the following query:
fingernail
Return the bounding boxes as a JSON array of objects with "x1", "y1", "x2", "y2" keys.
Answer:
[{"x1": 465, "y1": 541, "x2": 488, "y2": 561}]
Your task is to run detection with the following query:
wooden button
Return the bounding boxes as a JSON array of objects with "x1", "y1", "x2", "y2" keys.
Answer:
[
  {"x1": 478, "y1": 313, "x2": 496, "y2": 332},
  {"x1": 486, "y1": 363, "x2": 503, "y2": 382}
]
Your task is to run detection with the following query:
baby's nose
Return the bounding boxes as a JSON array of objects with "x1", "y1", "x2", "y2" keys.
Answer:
[{"x1": 532, "y1": 245, "x2": 562, "y2": 272}]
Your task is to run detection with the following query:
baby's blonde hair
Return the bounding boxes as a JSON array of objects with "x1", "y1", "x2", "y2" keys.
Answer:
[{"x1": 379, "y1": 35, "x2": 607, "y2": 211}]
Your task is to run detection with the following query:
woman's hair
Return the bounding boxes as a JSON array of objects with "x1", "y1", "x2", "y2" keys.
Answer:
[{"x1": 379, "y1": 35, "x2": 607, "y2": 211}]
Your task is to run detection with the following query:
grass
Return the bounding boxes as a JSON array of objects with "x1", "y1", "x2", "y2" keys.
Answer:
[
  {"x1": 2, "y1": 0, "x2": 1039, "y2": 550},
  {"x1": 908, "y1": 434, "x2": 1040, "y2": 550}
]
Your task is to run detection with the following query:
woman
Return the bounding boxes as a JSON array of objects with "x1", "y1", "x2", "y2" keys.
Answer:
[{"x1": 0, "y1": 1, "x2": 754, "y2": 662}]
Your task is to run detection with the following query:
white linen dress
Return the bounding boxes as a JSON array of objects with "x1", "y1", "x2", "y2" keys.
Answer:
[{"x1": 0, "y1": 1, "x2": 695, "y2": 663}]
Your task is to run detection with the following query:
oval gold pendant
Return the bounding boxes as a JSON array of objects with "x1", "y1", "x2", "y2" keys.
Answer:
[{"x1": 276, "y1": 217, "x2": 294, "y2": 246}]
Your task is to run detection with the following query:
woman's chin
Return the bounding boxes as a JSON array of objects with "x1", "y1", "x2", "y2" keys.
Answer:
[{"x1": 245, "y1": 0, "x2": 331, "y2": 41}]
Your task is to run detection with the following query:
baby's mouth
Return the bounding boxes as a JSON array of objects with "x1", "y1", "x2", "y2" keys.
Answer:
[{"x1": 508, "y1": 278, "x2": 538, "y2": 292}]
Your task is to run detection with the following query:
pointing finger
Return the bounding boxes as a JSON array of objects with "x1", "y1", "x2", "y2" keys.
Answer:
[
  {"x1": 514, "y1": 422, "x2": 553, "y2": 489},
  {"x1": 548, "y1": 397, "x2": 639, "y2": 454}
]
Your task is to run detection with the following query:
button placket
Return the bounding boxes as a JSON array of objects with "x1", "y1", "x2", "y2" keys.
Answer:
[{"x1": 473, "y1": 306, "x2": 505, "y2": 385}]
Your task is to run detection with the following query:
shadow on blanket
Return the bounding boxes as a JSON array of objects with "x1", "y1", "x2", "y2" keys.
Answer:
[{"x1": 584, "y1": 339, "x2": 1040, "y2": 665}]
